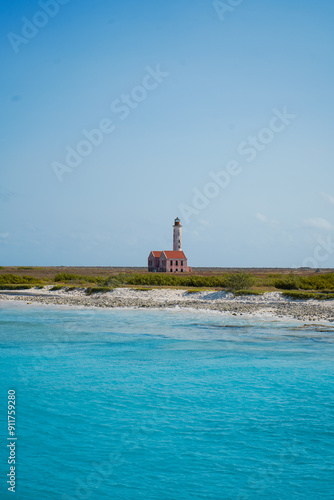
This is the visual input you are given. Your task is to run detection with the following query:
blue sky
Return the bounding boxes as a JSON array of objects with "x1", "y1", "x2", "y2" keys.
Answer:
[{"x1": 1, "y1": 0, "x2": 334, "y2": 267}]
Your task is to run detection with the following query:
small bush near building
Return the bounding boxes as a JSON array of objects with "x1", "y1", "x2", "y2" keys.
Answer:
[{"x1": 225, "y1": 273, "x2": 255, "y2": 292}]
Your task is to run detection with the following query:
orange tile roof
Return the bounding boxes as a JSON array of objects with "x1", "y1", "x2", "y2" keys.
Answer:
[
  {"x1": 151, "y1": 251, "x2": 162, "y2": 258},
  {"x1": 163, "y1": 251, "x2": 186, "y2": 259}
]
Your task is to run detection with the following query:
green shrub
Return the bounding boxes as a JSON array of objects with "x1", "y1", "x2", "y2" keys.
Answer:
[
  {"x1": 321, "y1": 293, "x2": 334, "y2": 300},
  {"x1": 53, "y1": 272, "x2": 230, "y2": 288},
  {"x1": 273, "y1": 275, "x2": 300, "y2": 290},
  {"x1": 275, "y1": 273, "x2": 334, "y2": 291},
  {"x1": 282, "y1": 291, "x2": 334, "y2": 301},
  {"x1": 50, "y1": 285, "x2": 64, "y2": 291},
  {"x1": 0, "y1": 284, "x2": 34, "y2": 290},
  {"x1": 298, "y1": 274, "x2": 334, "y2": 290},
  {"x1": 0, "y1": 274, "x2": 41, "y2": 285},
  {"x1": 225, "y1": 273, "x2": 255, "y2": 292},
  {"x1": 103, "y1": 276, "x2": 124, "y2": 287},
  {"x1": 54, "y1": 273, "x2": 81, "y2": 282},
  {"x1": 17, "y1": 266, "x2": 34, "y2": 270},
  {"x1": 54, "y1": 273, "x2": 99, "y2": 284},
  {"x1": 234, "y1": 290, "x2": 264, "y2": 296},
  {"x1": 85, "y1": 287, "x2": 114, "y2": 295},
  {"x1": 114, "y1": 273, "x2": 228, "y2": 288}
]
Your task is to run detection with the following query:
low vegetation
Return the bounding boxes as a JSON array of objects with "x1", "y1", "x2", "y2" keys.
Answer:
[
  {"x1": 54, "y1": 272, "x2": 231, "y2": 288},
  {"x1": 225, "y1": 273, "x2": 255, "y2": 292},
  {"x1": 274, "y1": 273, "x2": 334, "y2": 291},
  {"x1": 0, "y1": 269, "x2": 334, "y2": 301},
  {"x1": 234, "y1": 290, "x2": 264, "y2": 296},
  {"x1": 273, "y1": 276, "x2": 300, "y2": 290},
  {"x1": 85, "y1": 287, "x2": 114, "y2": 295},
  {"x1": 112, "y1": 273, "x2": 229, "y2": 288},
  {"x1": 54, "y1": 273, "x2": 99, "y2": 284},
  {"x1": 0, "y1": 274, "x2": 41, "y2": 285},
  {"x1": 282, "y1": 291, "x2": 334, "y2": 301},
  {"x1": 0, "y1": 284, "x2": 34, "y2": 290},
  {"x1": 104, "y1": 276, "x2": 125, "y2": 287}
]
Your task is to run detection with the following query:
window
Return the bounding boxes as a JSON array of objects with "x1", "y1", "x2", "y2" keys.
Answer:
[
  {"x1": 170, "y1": 269, "x2": 173, "y2": 272},
  {"x1": 181, "y1": 261, "x2": 183, "y2": 266},
  {"x1": 176, "y1": 269, "x2": 178, "y2": 272},
  {"x1": 170, "y1": 260, "x2": 173, "y2": 266},
  {"x1": 181, "y1": 269, "x2": 183, "y2": 272},
  {"x1": 176, "y1": 260, "x2": 178, "y2": 266}
]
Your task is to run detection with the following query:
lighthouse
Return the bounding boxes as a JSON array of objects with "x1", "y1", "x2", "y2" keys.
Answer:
[
  {"x1": 173, "y1": 217, "x2": 182, "y2": 251},
  {"x1": 148, "y1": 217, "x2": 191, "y2": 272}
]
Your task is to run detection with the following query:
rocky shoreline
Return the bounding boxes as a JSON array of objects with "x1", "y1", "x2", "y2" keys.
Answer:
[{"x1": 1, "y1": 287, "x2": 334, "y2": 323}]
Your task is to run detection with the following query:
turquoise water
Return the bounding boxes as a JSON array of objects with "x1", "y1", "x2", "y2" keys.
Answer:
[{"x1": 0, "y1": 303, "x2": 334, "y2": 499}]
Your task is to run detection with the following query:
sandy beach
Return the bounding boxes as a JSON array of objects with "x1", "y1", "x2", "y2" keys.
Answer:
[{"x1": 1, "y1": 287, "x2": 334, "y2": 322}]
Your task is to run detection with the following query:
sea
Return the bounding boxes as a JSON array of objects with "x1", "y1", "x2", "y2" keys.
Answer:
[{"x1": 0, "y1": 301, "x2": 333, "y2": 499}]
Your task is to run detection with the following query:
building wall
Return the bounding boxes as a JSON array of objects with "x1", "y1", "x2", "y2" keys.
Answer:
[
  {"x1": 166, "y1": 258, "x2": 187, "y2": 273},
  {"x1": 148, "y1": 255, "x2": 190, "y2": 272},
  {"x1": 148, "y1": 254, "x2": 162, "y2": 272}
]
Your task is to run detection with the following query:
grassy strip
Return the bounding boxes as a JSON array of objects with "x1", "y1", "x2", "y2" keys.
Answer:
[
  {"x1": 55, "y1": 272, "x2": 229, "y2": 288},
  {"x1": 122, "y1": 273, "x2": 228, "y2": 287},
  {"x1": 55, "y1": 273, "x2": 100, "y2": 284},
  {"x1": 274, "y1": 273, "x2": 334, "y2": 291},
  {"x1": 283, "y1": 291, "x2": 334, "y2": 301},
  {"x1": 5, "y1": 270, "x2": 334, "y2": 294},
  {"x1": 234, "y1": 290, "x2": 264, "y2": 296},
  {"x1": 85, "y1": 287, "x2": 115, "y2": 295},
  {"x1": 0, "y1": 284, "x2": 35, "y2": 290},
  {"x1": 53, "y1": 272, "x2": 334, "y2": 292}
]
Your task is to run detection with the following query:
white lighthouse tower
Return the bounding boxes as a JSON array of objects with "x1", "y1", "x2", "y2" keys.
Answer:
[
  {"x1": 148, "y1": 216, "x2": 191, "y2": 272},
  {"x1": 173, "y1": 217, "x2": 182, "y2": 251}
]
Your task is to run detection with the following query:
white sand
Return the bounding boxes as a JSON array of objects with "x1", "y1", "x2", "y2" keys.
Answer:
[{"x1": 1, "y1": 287, "x2": 334, "y2": 322}]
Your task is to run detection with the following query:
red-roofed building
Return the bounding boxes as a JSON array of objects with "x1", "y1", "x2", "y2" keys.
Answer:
[
  {"x1": 148, "y1": 218, "x2": 191, "y2": 273},
  {"x1": 148, "y1": 251, "x2": 163, "y2": 272}
]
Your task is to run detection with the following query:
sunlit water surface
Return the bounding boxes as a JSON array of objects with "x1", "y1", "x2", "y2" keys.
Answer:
[{"x1": 0, "y1": 303, "x2": 333, "y2": 499}]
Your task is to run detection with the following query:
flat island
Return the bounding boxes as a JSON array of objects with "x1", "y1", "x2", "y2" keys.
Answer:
[{"x1": 1, "y1": 267, "x2": 334, "y2": 322}]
